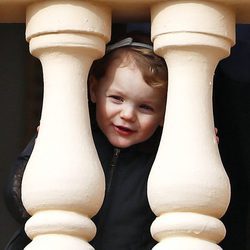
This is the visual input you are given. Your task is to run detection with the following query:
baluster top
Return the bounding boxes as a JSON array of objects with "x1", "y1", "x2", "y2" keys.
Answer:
[{"x1": 1, "y1": 0, "x2": 250, "y2": 23}]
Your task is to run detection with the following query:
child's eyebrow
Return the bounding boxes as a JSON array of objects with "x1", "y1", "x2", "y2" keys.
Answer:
[
  {"x1": 135, "y1": 98, "x2": 158, "y2": 107},
  {"x1": 140, "y1": 99, "x2": 154, "y2": 104},
  {"x1": 106, "y1": 87, "x2": 124, "y2": 95}
]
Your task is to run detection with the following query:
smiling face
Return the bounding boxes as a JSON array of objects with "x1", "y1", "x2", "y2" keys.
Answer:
[{"x1": 90, "y1": 55, "x2": 167, "y2": 148}]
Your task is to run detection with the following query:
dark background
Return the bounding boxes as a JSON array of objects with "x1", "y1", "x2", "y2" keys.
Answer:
[
  {"x1": 0, "y1": 24, "x2": 43, "y2": 249},
  {"x1": 0, "y1": 23, "x2": 249, "y2": 249}
]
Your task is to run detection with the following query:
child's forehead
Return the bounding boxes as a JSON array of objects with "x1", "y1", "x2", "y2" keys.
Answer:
[
  {"x1": 105, "y1": 52, "x2": 137, "y2": 73},
  {"x1": 107, "y1": 66, "x2": 166, "y2": 98}
]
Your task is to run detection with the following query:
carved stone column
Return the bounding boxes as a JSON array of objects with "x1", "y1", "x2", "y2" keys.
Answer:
[
  {"x1": 148, "y1": 1, "x2": 235, "y2": 249},
  {"x1": 22, "y1": 1, "x2": 111, "y2": 249}
]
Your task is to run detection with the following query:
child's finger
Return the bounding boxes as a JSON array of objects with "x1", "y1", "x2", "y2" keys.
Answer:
[{"x1": 214, "y1": 127, "x2": 219, "y2": 144}]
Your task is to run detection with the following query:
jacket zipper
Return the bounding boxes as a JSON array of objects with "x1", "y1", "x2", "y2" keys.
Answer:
[
  {"x1": 92, "y1": 147, "x2": 121, "y2": 248},
  {"x1": 106, "y1": 147, "x2": 120, "y2": 193}
]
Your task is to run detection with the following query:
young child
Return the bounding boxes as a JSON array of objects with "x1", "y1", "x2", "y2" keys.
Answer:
[{"x1": 4, "y1": 33, "x2": 168, "y2": 250}]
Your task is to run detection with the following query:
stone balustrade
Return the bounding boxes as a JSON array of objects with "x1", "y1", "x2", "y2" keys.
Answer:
[{"x1": 1, "y1": 0, "x2": 249, "y2": 249}]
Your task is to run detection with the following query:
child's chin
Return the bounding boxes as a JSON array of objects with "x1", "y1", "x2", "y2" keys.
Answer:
[{"x1": 109, "y1": 138, "x2": 134, "y2": 149}]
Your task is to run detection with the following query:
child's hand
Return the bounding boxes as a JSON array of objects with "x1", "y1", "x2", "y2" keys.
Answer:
[{"x1": 215, "y1": 127, "x2": 219, "y2": 144}]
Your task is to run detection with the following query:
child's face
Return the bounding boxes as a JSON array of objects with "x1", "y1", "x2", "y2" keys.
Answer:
[{"x1": 90, "y1": 58, "x2": 166, "y2": 148}]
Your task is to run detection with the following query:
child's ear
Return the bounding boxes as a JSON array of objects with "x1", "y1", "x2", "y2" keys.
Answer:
[{"x1": 89, "y1": 75, "x2": 97, "y2": 103}]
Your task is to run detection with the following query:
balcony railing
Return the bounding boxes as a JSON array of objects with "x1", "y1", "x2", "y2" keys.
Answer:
[{"x1": 1, "y1": 0, "x2": 250, "y2": 249}]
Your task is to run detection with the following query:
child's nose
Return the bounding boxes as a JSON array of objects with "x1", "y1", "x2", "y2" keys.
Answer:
[{"x1": 120, "y1": 106, "x2": 136, "y2": 122}]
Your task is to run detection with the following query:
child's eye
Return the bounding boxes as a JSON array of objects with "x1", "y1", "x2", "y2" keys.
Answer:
[
  {"x1": 140, "y1": 104, "x2": 154, "y2": 112},
  {"x1": 108, "y1": 95, "x2": 124, "y2": 103}
]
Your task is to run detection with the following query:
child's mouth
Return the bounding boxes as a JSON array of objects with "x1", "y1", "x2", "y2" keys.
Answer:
[{"x1": 114, "y1": 125, "x2": 134, "y2": 135}]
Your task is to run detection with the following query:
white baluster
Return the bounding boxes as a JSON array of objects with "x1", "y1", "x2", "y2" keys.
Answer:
[
  {"x1": 22, "y1": 1, "x2": 111, "y2": 249},
  {"x1": 148, "y1": 1, "x2": 235, "y2": 249}
]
